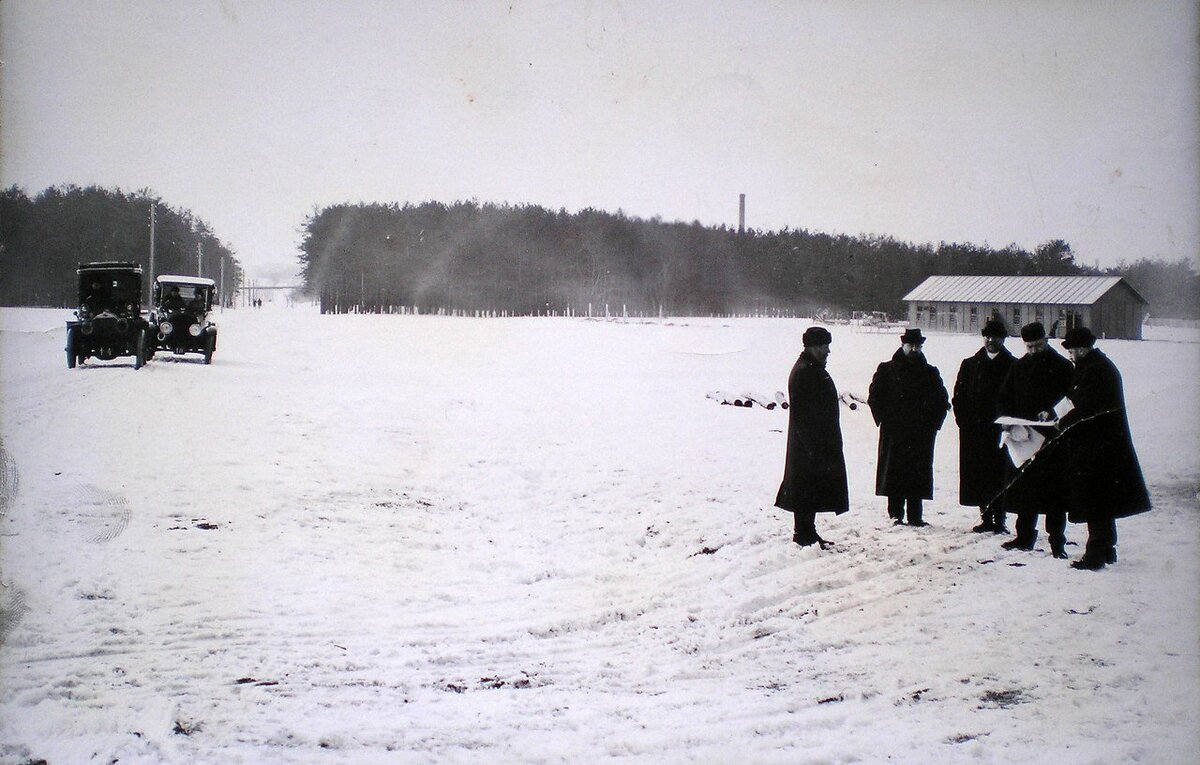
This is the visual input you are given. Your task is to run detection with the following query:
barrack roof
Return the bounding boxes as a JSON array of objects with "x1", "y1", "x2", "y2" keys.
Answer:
[{"x1": 902, "y1": 275, "x2": 1146, "y2": 306}]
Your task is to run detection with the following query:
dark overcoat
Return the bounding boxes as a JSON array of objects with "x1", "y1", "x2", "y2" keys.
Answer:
[
  {"x1": 868, "y1": 348, "x2": 949, "y2": 499},
  {"x1": 993, "y1": 346, "x2": 1074, "y2": 515},
  {"x1": 1056, "y1": 349, "x2": 1151, "y2": 522},
  {"x1": 774, "y1": 350, "x2": 849, "y2": 514},
  {"x1": 952, "y1": 346, "x2": 1015, "y2": 506}
]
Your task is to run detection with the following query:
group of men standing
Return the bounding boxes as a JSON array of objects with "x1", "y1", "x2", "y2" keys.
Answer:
[{"x1": 774, "y1": 320, "x2": 1151, "y2": 570}]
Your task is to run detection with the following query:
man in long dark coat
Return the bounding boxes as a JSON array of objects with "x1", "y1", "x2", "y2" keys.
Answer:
[
  {"x1": 1056, "y1": 327, "x2": 1151, "y2": 570},
  {"x1": 994, "y1": 321, "x2": 1074, "y2": 557},
  {"x1": 868, "y1": 328, "x2": 950, "y2": 526},
  {"x1": 775, "y1": 326, "x2": 849, "y2": 548},
  {"x1": 952, "y1": 319, "x2": 1015, "y2": 533}
]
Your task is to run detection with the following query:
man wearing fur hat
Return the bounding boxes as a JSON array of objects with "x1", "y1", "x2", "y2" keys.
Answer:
[
  {"x1": 1056, "y1": 327, "x2": 1151, "y2": 569},
  {"x1": 868, "y1": 328, "x2": 950, "y2": 527},
  {"x1": 952, "y1": 319, "x2": 1016, "y2": 533},
  {"x1": 775, "y1": 326, "x2": 849, "y2": 548},
  {"x1": 994, "y1": 321, "x2": 1074, "y2": 557}
]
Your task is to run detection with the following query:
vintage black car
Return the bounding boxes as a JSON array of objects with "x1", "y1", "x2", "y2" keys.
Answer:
[
  {"x1": 149, "y1": 275, "x2": 218, "y2": 363},
  {"x1": 66, "y1": 262, "x2": 151, "y2": 369}
]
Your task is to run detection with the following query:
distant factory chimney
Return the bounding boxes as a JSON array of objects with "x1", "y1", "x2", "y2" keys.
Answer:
[{"x1": 738, "y1": 193, "x2": 746, "y2": 234}]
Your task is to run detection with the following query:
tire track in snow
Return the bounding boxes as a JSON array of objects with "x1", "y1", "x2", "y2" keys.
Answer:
[
  {"x1": 38, "y1": 483, "x2": 133, "y2": 545},
  {"x1": 0, "y1": 585, "x2": 29, "y2": 647},
  {"x1": 0, "y1": 439, "x2": 18, "y2": 517},
  {"x1": 0, "y1": 441, "x2": 24, "y2": 647}
]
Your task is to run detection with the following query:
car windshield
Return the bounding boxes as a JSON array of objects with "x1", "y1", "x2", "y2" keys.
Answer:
[
  {"x1": 81, "y1": 272, "x2": 141, "y2": 310},
  {"x1": 160, "y1": 284, "x2": 209, "y2": 310}
]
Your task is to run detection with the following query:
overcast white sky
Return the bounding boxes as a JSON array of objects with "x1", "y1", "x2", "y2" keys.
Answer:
[{"x1": 2, "y1": 0, "x2": 1197, "y2": 281}]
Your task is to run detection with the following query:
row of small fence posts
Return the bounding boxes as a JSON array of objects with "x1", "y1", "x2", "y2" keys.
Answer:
[{"x1": 318, "y1": 295, "x2": 810, "y2": 320}]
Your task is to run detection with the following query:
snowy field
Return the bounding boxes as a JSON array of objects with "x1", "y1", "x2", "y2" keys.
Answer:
[{"x1": 1, "y1": 303, "x2": 1198, "y2": 765}]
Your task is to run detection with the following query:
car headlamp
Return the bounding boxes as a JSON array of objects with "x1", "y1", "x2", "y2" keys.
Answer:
[
  {"x1": 189, "y1": 324, "x2": 203, "y2": 337},
  {"x1": 159, "y1": 320, "x2": 174, "y2": 336}
]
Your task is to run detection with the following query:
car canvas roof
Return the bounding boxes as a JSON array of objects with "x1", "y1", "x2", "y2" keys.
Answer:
[
  {"x1": 78, "y1": 261, "x2": 141, "y2": 273},
  {"x1": 156, "y1": 275, "x2": 216, "y2": 287}
]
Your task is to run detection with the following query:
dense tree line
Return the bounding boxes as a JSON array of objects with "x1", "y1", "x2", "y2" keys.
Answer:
[
  {"x1": 1105, "y1": 257, "x2": 1200, "y2": 320},
  {"x1": 0, "y1": 185, "x2": 242, "y2": 307},
  {"x1": 300, "y1": 202, "x2": 736, "y2": 316},
  {"x1": 5, "y1": 188, "x2": 1193, "y2": 318},
  {"x1": 299, "y1": 199, "x2": 1199, "y2": 319}
]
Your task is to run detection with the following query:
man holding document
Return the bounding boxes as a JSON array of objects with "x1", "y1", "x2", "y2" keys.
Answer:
[
  {"x1": 1055, "y1": 327, "x2": 1151, "y2": 570},
  {"x1": 994, "y1": 322, "x2": 1074, "y2": 558}
]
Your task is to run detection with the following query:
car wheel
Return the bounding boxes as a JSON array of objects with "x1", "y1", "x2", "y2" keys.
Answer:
[
  {"x1": 203, "y1": 335, "x2": 214, "y2": 365},
  {"x1": 134, "y1": 328, "x2": 147, "y2": 370},
  {"x1": 66, "y1": 327, "x2": 78, "y2": 369}
]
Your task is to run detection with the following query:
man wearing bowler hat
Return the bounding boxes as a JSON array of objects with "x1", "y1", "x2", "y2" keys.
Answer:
[
  {"x1": 952, "y1": 319, "x2": 1016, "y2": 533},
  {"x1": 1055, "y1": 326, "x2": 1151, "y2": 569},
  {"x1": 775, "y1": 326, "x2": 849, "y2": 548},
  {"x1": 994, "y1": 321, "x2": 1074, "y2": 557},
  {"x1": 868, "y1": 327, "x2": 950, "y2": 527}
]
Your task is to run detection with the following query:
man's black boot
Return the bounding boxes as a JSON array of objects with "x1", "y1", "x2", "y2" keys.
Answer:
[
  {"x1": 991, "y1": 510, "x2": 1009, "y2": 535},
  {"x1": 971, "y1": 507, "x2": 993, "y2": 533},
  {"x1": 905, "y1": 500, "x2": 928, "y2": 527},
  {"x1": 1002, "y1": 534, "x2": 1036, "y2": 551},
  {"x1": 1050, "y1": 529, "x2": 1069, "y2": 559},
  {"x1": 1071, "y1": 556, "x2": 1106, "y2": 571},
  {"x1": 793, "y1": 512, "x2": 821, "y2": 547}
]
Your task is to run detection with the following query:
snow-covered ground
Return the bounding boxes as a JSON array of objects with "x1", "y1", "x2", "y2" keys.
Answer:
[{"x1": 1, "y1": 304, "x2": 1197, "y2": 764}]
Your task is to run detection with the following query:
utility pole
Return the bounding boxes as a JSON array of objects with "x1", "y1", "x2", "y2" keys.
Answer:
[
  {"x1": 148, "y1": 203, "x2": 157, "y2": 300},
  {"x1": 219, "y1": 257, "x2": 226, "y2": 313},
  {"x1": 197, "y1": 241, "x2": 203, "y2": 277}
]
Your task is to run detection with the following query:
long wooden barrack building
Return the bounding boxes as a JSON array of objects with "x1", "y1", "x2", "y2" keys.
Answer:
[{"x1": 902, "y1": 275, "x2": 1149, "y2": 340}]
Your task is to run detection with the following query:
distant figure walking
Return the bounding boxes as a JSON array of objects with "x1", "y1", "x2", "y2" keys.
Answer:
[
  {"x1": 774, "y1": 326, "x2": 849, "y2": 549},
  {"x1": 996, "y1": 322, "x2": 1074, "y2": 558},
  {"x1": 952, "y1": 319, "x2": 1015, "y2": 533},
  {"x1": 1056, "y1": 327, "x2": 1151, "y2": 570},
  {"x1": 868, "y1": 328, "x2": 950, "y2": 527}
]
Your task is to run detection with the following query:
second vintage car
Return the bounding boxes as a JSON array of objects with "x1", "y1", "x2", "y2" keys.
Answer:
[
  {"x1": 66, "y1": 261, "x2": 152, "y2": 369},
  {"x1": 149, "y1": 275, "x2": 218, "y2": 363}
]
